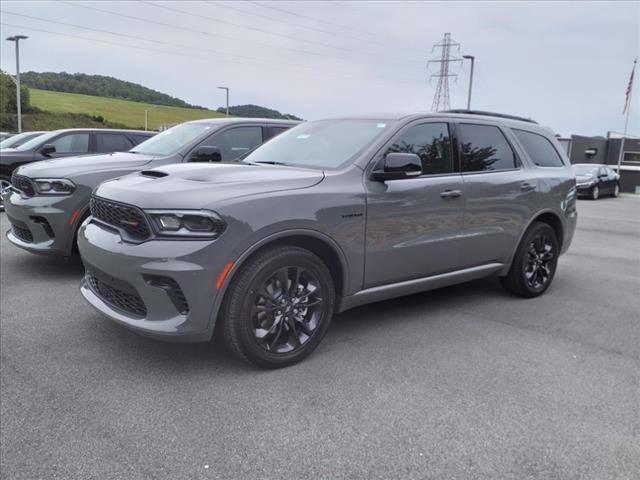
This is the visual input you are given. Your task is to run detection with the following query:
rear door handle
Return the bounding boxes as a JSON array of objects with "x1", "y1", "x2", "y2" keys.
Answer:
[
  {"x1": 520, "y1": 182, "x2": 537, "y2": 192},
  {"x1": 440, "y1": 189, "x2": 462, "y2": 199}
]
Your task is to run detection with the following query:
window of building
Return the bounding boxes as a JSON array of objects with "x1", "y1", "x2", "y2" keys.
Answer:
[{"x1": 623, "y1": 151, "x2": 640, "y2": 164}]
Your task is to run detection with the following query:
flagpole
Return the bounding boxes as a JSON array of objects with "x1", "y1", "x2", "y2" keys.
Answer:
[{"x1": 617, "y1": 58, "x2": 637, "y2": 174}]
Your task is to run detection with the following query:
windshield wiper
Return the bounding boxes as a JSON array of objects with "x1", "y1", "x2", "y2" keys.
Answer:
[{"x1": 253, "y1": 160, "x2": 289, "y2": 166}]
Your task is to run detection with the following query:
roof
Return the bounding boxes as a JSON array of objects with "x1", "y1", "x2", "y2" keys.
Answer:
[
  {"x1": 47, "y1": 128, "x2": 154, "y2": 134},
  {"x1": 321, "y1": 110, "x2": 539, "y2": 126},
  {"x1": 188, "y1": 117, "x2": 300, "y2": 125}
]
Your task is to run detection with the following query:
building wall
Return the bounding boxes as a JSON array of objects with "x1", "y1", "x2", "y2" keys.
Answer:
[{"x1": 568, "y1": 135, "x2": 609, "y2": 164}]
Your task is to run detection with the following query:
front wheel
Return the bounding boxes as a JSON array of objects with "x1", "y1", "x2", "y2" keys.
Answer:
[
  {"x1": 613, "y1": 184, "x2": 620, "y2": 198},
  {"x1": 0, "y1": 175, "x2": 11, "y2": 211},
  {"x1": 591, "y1": 185, "x2": 600, "y2": 200},
  {"x1": 220, "y1": 246, "x2": 335, "y2": 368},
  {"x1": 500, "y1": 222, "x2": 559, "y2": 298}
]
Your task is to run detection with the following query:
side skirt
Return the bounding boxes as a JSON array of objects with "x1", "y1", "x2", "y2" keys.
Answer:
[{"x1": 337, "y1": 263, "x2": 504, "y2": 312}]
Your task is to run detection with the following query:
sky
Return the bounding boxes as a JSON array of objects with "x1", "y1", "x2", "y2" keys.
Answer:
[{"x1": 1, "y1": 0, "x2": 638, "y2": 137}]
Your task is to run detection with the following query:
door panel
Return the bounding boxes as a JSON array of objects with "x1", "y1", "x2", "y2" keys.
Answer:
[
  {"x1": 457, "y1": 122, "x2": 536, "y2": 266},
  {"x1": 364, "y1": 121, "x2": 464, "y2": 288},
  {"x1": 460, "y1": 171, "x2": 537, "y2": 266},
  {"x1": 365, "y1": 176, "x2": 465, "y2": 287}
]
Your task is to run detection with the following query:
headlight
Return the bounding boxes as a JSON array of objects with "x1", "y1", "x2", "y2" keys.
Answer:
[
  {"x1": 145, "y1": 210, "x2": 226, "y2": 239},
  {"x1": 34, "y1": 178, "x2": 76, "y2": 195}
]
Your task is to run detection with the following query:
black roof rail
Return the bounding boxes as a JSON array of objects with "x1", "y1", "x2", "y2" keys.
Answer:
[{"x1": 441, "y1": 109, "x2": 538, "y2": 124}]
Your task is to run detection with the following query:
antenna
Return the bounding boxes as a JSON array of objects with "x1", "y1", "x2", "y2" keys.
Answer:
[{"x1": 427, "y1": 33, "x2": 462, "y2": 112}]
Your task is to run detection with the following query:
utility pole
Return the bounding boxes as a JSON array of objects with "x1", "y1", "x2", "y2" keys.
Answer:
[
  {"x1": 6, "y1": 35, "x2": 28, "y2": 133},
  {"x1": 462, "y1": 55, "x2": 475, "y2": 110},
  {"x1": 217, "y1": 86, "x2": 229, "y2": 116},
  {"x1": 427, "y1": 33, "x2": 461, "y2": 112}
]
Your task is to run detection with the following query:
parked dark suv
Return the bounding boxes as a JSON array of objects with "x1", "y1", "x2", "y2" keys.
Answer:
[
  {"x1": 76, "y1": 111, "x2": 577, "y2": 368},
  {"x1": 3, "y1": 118, "x2": 297, "y2": 255},
  {"x1": 0, "y1": 128, "x2": 154, "y2": 211}
]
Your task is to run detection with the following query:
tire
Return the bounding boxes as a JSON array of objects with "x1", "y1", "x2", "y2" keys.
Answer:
[
  {"x1": 0, "y1": 174, "x2": 11, "y2": 211},
  {"x1": 220, "y1": 246, "x2": 336, "y2": 369},
  {"x1": 613, "y1": 184, "x2": 620, "y2": 198},
  {"x1": 591, "y1": 185, "x2": 599, "y2": 200},
  {"x1": 500, "y1": 222, "x2": 559, "y2": 298}
]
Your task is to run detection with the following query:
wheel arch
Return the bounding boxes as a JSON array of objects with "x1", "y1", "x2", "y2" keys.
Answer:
[
  {"x1": 504, "y1": 209, "x2": 565, "y2": 274},
  {"x1": 208, "y1": 229, "x2": 350, "y2": 338}
]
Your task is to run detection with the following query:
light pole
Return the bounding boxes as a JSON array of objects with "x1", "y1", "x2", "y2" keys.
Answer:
[
  {"x1": 6, "y1": 35, "x2": 28, "y2": 133},
  {"x1": 217, "y1": 86, "x2": 229, "y2": 116},
  {"x1": 462, "y1": 55, "x2": 475, "y2": 110}
]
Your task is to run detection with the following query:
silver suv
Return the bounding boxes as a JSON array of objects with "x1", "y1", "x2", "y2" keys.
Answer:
[
  {"x1": 76, "y1": 111, "x2": 577, "y2": 368},
  {"x1": 3, "y1": 119, "x2": 296, "y2": 256}
]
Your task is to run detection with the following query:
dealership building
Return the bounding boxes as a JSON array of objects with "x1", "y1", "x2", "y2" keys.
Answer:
[{"x1": 558, "y1": 133, "x2": 640, "y2": 193}]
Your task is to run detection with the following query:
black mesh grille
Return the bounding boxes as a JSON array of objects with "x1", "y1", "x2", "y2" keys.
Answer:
[
  {"x1": 10, "y1": 221, "x2": 33, "y2": 243},
  {"x1": 90, "y1": 196, "x2": 151, "y2": 241},
  {"x1": 86, "y1": 274, "x2": 147, "y2": 318},
  {"x1": 11, "y1": 174, "x2": 35, "y2": 197}
]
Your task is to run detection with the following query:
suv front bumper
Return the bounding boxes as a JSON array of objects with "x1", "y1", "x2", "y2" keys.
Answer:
[
  {"x1": 3, "y1": 189, "x2": 85, "y2": 256},
  {"x1": 77, "y1": 219, "x2": 235, "y2": 342}
]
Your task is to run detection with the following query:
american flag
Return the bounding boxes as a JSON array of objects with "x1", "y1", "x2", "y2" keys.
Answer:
[{"x1": 622, "y1": 59, "x2": 636, "y2": 114}]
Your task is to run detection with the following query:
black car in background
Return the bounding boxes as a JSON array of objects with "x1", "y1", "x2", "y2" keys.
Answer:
[
  {"x1": 0, "y1": 128, "x2": 154, "y2": 211},
  {"x1": 0, "y1": 128, "x2": 154, "y2": 183},
  {"x1": 572, "y1": 163, "x2": 620, "y2": 200},
  {"x1": 0, "y1": 131, "x2": 46, "y2": 149}
]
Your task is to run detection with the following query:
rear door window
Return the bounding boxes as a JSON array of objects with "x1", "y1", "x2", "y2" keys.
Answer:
[
  {"x1": 51, "y1": 133, "x2": 90, "y2": 154},
  {"x1": 95, "y1": 133, "x2": 134, "y2": 153},
  {"x1": 513, "y1": 129, "x2": 564, "y2": 167},
  {"x1": 385, "y1": 122, "x2": 453, "y2": 175},
  {"x1": 458, "y1": 124, "x2": 517, "y2": 172}
]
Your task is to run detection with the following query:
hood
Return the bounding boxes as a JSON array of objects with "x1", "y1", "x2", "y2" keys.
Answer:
[
  {"x1": 95, "y1": 162, "x2": 325, "y2": 209},
  {"x1": 15, "y1": 152, "x2": 155, "y2": 178},
  {"x1": 575, "y1": 175, "x2": 595, "y2": 184},
  {"x1": 0, "y1": 149, "x2": 32, "y2": 163}
]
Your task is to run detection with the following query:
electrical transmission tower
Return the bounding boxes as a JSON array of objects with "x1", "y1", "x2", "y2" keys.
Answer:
[{"x1": 428, "y1": 33, "x2": 462, "y2": 112}]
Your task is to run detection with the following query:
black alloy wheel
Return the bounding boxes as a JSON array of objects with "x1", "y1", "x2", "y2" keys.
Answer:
[
  {"x1": 523, "y1": 233, "x2": 555, "y2": 291},
  {"x1": 500, "y1": 221, "x2": 559, "y2": 298},
  {"x1": 221, "y1": 246, "x2": 335, "y2": 368},
  {"x1": 252, "y1": 266, "x2": 324, "y2": 354}
]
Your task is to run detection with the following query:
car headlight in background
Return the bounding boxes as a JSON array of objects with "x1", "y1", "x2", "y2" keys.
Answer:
[
  {"x1": 34, "y1": 178, "x2": 76, "y2": 195},
  {"x1": 145, "y1": 210, "x2": 226, "y2": 239}
]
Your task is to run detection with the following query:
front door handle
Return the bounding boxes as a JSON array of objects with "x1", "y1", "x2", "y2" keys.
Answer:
[
  {"x1": 440, "y1": 189, "x2": 462, "y2": 199},
  {"x1": 520, "y1": 182, "x2": 537, "y2": 192}
]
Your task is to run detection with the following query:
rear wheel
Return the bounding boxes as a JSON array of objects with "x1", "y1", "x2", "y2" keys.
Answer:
[
  {"x1": 591, "y1": 185, "x2": 600, "y2": 200},
  {"x1": 220, "y1": 246, "x2": 335, "y2": 368},
  {"x1": 500, "y1": 222, "x2": 559, "y2": 298}
]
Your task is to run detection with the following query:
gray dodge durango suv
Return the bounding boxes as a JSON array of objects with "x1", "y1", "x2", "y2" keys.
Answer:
[
  {"x1": 77, "y1": 111, "x2": 577, "y2": 368},
  {"x1": 3, "y1": 118, "x2": 297, "y2": 256}
]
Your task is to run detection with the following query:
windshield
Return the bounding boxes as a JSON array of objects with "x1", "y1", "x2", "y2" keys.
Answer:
[
  {"x1": 572, "y1": 165, "x2": 599, "y2": 176},
  {"x1": 131, "y1": 123, "x2": 217, "y2": 156},
  {"x1": 0, "y1": 132, "x2": 44, "y2": 149},
  {"x1": 11, "y1": 131, "x2": 60, "y2": 151},
  {"x1": 243, "y1": 120, "x2": 392, "y2": 170}
]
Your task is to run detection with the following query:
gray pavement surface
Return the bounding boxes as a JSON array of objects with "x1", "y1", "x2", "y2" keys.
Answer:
[{"x1": 1, "y1": 196, "x2": 639, "y2": 480}]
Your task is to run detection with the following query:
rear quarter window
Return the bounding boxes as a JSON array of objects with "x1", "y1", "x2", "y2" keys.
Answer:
[{"x1": 513, "y1": 129, "x2": 565, "y2": 167}]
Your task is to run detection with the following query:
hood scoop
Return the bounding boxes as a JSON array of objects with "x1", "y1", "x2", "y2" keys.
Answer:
[{"x1": 140, "y1": 170, "x2": 168, "y2": 178}]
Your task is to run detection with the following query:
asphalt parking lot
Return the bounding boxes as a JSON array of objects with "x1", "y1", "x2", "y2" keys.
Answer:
[{"x1": 1, "y1": 196, "x2": 638, "y2": 480}]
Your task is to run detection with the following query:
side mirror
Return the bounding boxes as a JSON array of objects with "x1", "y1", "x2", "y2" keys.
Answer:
[
  {"x1": 40, "y1": 144, "x2": 56, "y2": 156},
  {"x1": 598, "y1": 173, "x2": 608, "y2": 178},
  {"x1": 371, "y1": 153, "x2": 422, "y2": 181},
  {"x1": 191, "y1": 146, "x2": 221, "y2": 163}
]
